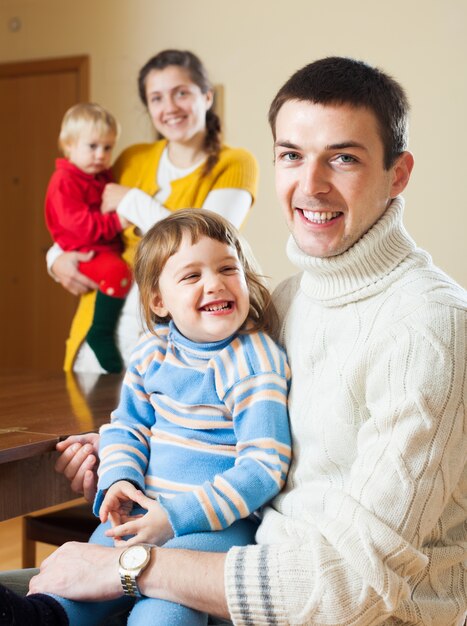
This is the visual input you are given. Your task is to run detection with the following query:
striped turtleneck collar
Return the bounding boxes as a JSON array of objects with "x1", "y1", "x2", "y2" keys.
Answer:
[{"x1": 287, "y1": 196, "x2": 431, "y2": 306}]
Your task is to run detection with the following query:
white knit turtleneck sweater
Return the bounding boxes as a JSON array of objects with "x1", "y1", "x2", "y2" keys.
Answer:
[{"x1": 224, "y1": 197, "x2": 467, "y2": 625}]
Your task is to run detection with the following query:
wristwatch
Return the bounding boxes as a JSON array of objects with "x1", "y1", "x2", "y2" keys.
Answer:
[{"x1": 118, "y1": 544, "x2": 152, "y2": 597}]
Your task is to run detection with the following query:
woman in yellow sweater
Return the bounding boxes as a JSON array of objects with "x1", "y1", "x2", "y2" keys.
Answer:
[{"x1": 49, "y1": 49, "x2": 258, "y2": 372}]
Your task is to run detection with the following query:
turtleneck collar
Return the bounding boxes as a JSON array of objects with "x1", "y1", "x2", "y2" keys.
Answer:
[
  {"x1": 287, "y1": 196, "x2": 431, "y2": 306},
  {"x1": 167, "y1": 320, "x2": 237, "y2": 357}
]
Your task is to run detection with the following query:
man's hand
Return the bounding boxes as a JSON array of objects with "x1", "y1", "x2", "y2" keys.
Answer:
[
  {"x1": 101, "y1": 481, "x2": 174, "y2": 546},
  {"x1": 28, "y1": 540, "x2": 229, "y2": 617},
  {"x1": 28, "y1": 542, "x2": 124, "y2": 601},
  {"x1": 51, "y1": 251, "x2": 99, "y2": 296},
  {"x1": 55, "y1": 434, "x2": 100, "y2": 502},
  {"x1": 101, "y1": 183, "x2": 131, "y2": 214}
]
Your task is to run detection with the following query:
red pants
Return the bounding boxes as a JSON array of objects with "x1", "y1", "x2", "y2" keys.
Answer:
[{"x1": 79, "y1": 251, "x2": 132, "y2": 298}]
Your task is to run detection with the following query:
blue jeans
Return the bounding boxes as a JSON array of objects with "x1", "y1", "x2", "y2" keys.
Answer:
[{"x1": 50, "y1": 512, "x2": 256, "y2": 625}]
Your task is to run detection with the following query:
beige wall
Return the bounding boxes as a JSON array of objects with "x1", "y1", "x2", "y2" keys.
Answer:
[{"x1": 2, "y1": 0, "x2": 466, "y2": 288}]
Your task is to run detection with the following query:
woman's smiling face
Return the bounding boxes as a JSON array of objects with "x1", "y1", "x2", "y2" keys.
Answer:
[{"x1": 144, "y1": 66, "x2": 213, "y2": 145}]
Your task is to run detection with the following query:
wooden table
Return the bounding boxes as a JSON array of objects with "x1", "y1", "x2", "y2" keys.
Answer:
[{"x1": 0, "y1": 371, "x2": 122, "y2": 521}]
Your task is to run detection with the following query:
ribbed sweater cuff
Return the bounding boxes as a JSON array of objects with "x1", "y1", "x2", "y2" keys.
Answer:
[{"x1": 225, "y1": 543, "x2": 315, "y2": 625}]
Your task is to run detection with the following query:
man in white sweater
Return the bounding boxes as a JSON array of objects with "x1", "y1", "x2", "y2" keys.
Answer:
[{"x1": 3, "y1": 57, "x2": 466, "y2": 626}]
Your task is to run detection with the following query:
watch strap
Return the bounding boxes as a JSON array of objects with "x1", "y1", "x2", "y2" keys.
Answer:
[{"x1": 120, "y1": 571, "x2": 143, "y2": 597}]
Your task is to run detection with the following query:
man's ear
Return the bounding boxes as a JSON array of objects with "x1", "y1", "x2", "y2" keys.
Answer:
[
  {"x1": 390, "y1": 151, "x2": 414, "y2": 197},
  {"x1": 150, "y1": 293, "x2": 168, "y2": 318}
]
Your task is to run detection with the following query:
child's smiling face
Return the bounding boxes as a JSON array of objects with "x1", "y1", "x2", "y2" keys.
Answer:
[{"x1": 151, "y1": 233, "x2": 250, "y2": 343}]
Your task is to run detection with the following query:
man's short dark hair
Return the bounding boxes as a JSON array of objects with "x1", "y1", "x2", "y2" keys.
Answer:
[{"x1": 269, "y1": 56, "x2": 409, "y2": 169}]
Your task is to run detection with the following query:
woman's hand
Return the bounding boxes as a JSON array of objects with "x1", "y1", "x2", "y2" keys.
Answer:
[
  {"x1": 51, "y1": 251, "x2": 99, "y2": 296},
  {"x1": 102, "y1": 481, "x2": 174, "y2": 546},
  {"x1": 55, "y1": 434, "x2": 100, "y2": 502},
  {"x1": 101, "y1": 183, "x2": 132, "y2": 214}
]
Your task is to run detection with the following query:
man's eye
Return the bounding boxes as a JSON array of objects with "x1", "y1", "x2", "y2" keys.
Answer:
[
  {"x1": 277, "y1": 151, "x2": 301, "y2": 162},
  {"x1": 337, "y1": 154, "x2": 357, "y2": 164}
]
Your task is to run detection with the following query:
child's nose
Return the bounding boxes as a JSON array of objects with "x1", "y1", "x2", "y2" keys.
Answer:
[{"x1": 205, "y1": 273, "x2": 224, "y2": 293}]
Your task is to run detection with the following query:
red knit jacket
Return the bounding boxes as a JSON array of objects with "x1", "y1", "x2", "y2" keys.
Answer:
[{"x1": 44, "y1": 158, "x2": 122, "y2": 253}]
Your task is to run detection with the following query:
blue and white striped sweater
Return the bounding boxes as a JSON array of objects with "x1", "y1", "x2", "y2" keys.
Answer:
[{"x1": 95, "y1": 322, "x2": 292, "y2": 536}]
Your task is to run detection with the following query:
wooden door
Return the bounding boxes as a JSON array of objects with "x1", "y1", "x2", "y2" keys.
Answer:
[{"x1": 0, "y1": 56, "x2": 89, "y2": 370}]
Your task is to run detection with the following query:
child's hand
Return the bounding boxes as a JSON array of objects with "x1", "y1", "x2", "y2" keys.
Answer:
[
  {"x1": 99, "y1": 480, "x2": 138, "y2": 528},
  {"x1": 104, "y1": 487, "x2": 174, "y2": 547}
]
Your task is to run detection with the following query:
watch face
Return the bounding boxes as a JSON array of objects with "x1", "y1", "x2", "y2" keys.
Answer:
[{"x1": 120, "y1": 545, "x2": 150, "y2": 571}]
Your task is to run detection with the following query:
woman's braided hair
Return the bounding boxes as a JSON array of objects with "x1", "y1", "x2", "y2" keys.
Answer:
[{"x1": 138, "y1": 49, "x2": 221, "y2": 176}]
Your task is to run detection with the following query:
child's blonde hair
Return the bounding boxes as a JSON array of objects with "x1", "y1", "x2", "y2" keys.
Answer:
[
  {"x1": 58, "y1": 103, "x2": 120, "y2": 156},
  {"x1": 134, "y1": 209, "x2": 278, "y2": 336}
]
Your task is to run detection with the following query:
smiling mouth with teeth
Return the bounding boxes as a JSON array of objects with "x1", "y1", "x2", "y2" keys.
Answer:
[
  {"x1": 201, "y1": 301, "x2": 232, "y2": 312},
  {"x1": 164, "y1": 116, "x2": 186, "y2": 125},
  {"x1": 302, "y1": 210, "x2": 342, "y2": 224}
]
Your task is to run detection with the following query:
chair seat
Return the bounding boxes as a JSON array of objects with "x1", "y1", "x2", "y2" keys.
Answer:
[{"x1": 22, "y1": 502, "x2": 99, "y2": 567}]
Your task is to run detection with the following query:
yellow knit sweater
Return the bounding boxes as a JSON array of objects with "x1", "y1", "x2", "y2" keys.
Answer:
[{"x1": 64, "y1": 140, "x2": 258, "y2": 371}]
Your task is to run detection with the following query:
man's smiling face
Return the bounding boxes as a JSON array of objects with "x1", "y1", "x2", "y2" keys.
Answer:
[{"x1": 274, "y1": 100, "x2": 412, "y2": 258}]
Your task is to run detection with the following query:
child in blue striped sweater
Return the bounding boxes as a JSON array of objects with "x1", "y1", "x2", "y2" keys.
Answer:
[{"x1": 50, "y1": 209, "x2": 292, "y2": 626}]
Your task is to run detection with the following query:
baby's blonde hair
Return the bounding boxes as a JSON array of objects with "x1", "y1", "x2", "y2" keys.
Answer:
[
  {"x1": 134, "y1": 209, "x2": 278, "y2": 336},
  {"x1": 58, "y1": 103, "x2": 120, "y2": 156}
]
